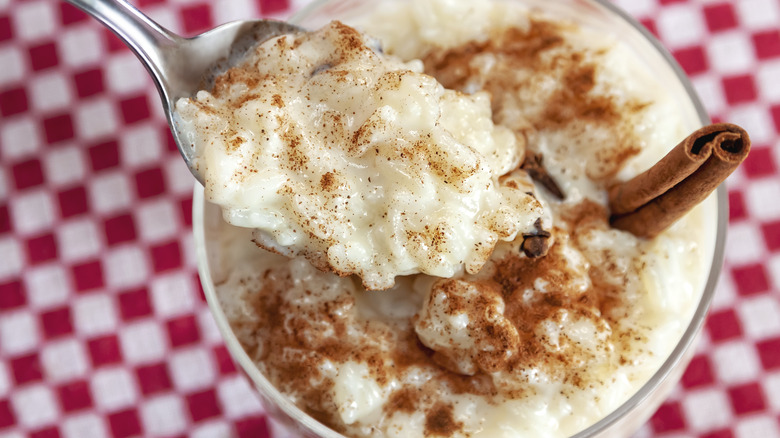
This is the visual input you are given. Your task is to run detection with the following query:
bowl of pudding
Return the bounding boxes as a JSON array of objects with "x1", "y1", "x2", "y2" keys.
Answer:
[{"x1": 190, "y1": 0, "x2": 726, "y2": 436}]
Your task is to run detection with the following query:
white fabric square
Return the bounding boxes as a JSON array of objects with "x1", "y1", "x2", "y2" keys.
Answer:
[
  {"x1": 0, "y1": 361, "x2": 9, "y2": 398},
  {"x1": 711, "y1": 340, "x2": 762, "y2": 384},
  {"x1": 44, "y1": 145, "x2": 87, "y2": 187},
  {"x1": 62, "y1": 413, "x2": 109, "y2": 438},
  {"x1": 29, "y1": 71, "x2": 72, "y2": 112},
  {"x1": 137, "y1": 200, "x2": 178, "y2": 243},
  {"x1": 88, "y1": 172, "x2": 133, "y2": 214},
  {"x1": 0, "y1": 237, "x2": 23, "y2": 281},
  {"x1": 56, "y1": 218, "x2": 103, "y2": 263},
  {"x1": 736, "y1": 0, "x2": 780, "y2": 30},
  {"x1": 103, "y1": 245, "x2": 150, "y2": 289},
  {"x1": 190, "y1": 421, "x2": 232, "y2": 438},
  {"x1": 610, "y1": 0, "x2": 655, "y2": 19},
  {"x1": 768, "y1": 254, "x2": 780, "y2": 292},
  {"x1": 681, "y1": 388, "x2": 734, "y2": 432},
  {"x1": 181, "y1": 232, "x2": 196, "y2": 269},
  {"x1": 217, "y1": 376, "x2": 263, "y2": 419},
  {"x1": 75, "y1": 98, "x2": 119, "y2": 140},
  {"x1": 165, "y1": 159, "x2": 196, "y2": 196},
  {"x1": 10, "y1": 189, "x2": 55, "y2": 236},
  {"x1": 151, "y1": 272, "x2": 195, "y2": 317},
  {"x1": 73, "y1": 294, "x2": 118, "y2": 336},
  {"x1": 692, "y1": 74, "x2": 726, "y2": 121},
  {"x1": 105, "y1": 52, "x2": 150, "y2": 95},
  {"x1": 198, "y1": 307, "x2": 223, "y2": 344},
  {"x1": 757, "y1": 60, "x2": 780, "y2": 102},
  {"x1": 0, "y1": 310, "x2": 39, "y2": 356},
  {"x1": 706, "y1": 31, "x2": 756, "y2": 76},
  {"x1": 1, "y1": 117, "x2": 42, "y2": 160},
  {"x1": 41, "y1": 339, "x2": 89, "y2": 382},
  {"x1": 212, "y1": 0, "x2": 258, "y2": 24},
  {"x1": 119, "y1": 321, "x2": 167, "y2": 364},
  {"x1": 656, "y1": 5, "x2": 706, "y2": 49},
  {"x1": 170, "y1": 348, "x2": 216, "y2": 392},
  {"x1": 764, "y1": 372, "x2": 780, "y2": 411},
  {"x1": 0, "y1": 167, "x2": 7, "y2": 200},
  {"x1": 140, "y1": 395, "x2": 187, "y2": 436},
  {"x1": 90, "y1": 367, "x2": 138, "y2": 410},
  {"x1": 120, "y1": 124, "x2": 163, "y2": 168},
  {"x1": 12, "y1": 1, "x2": 57, "y2": 42},
  {"x1": 145, "y1": 7, "x2": 182, "y2": 35},
  {"x1": 25, "y1": 264, "x2": 70, "y2": 309},
  {"x1": 59, "y1": 26, "x2": 103, "y2": 68},
  {"x1": 735, "y1": 415, "x2": 780, "y2": 438},
  {"x1": 737, "y1": 296, "x2": 780, "y2": 340},
  {"x1": 10, "y1": 385, "x2": 60, "y2": 428},
  {"x1": 745, "y1": 178, "x2": 780, "y2": 221},
  {"x1": 724, "y1": 222, "x2": 766, "y2": 266},
  {"x1": 0, "y1": 46, "x2": 25, "y2": 87},
  {"x1": 727, "y1": 104, "x2": 775, "y2": 146}
]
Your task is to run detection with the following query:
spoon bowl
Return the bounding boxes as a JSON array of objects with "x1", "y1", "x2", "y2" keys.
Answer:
[{"x1": 65, "y1": 0, "x2": 304, "y2": 184}]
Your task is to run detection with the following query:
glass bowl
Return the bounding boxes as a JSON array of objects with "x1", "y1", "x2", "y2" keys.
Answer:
[{"x1": 193, "y1": 0, "x2": 727, "y2": 437}]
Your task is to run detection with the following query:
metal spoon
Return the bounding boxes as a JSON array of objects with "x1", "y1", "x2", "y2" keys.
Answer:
[{"x1": 64, "y1": 0, "x2": 304, "y2": 184}]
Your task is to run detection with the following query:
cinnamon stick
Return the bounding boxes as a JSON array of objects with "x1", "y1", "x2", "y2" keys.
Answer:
[{"x1": 609, "y1": 123, "x2": 750, "y2": 239}]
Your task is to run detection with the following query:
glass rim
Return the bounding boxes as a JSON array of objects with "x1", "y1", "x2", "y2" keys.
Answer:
[{"x1": 194, "y1": 0, "x2": 727, "y2": 436}]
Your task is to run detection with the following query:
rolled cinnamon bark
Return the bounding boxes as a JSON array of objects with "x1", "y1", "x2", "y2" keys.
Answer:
[{"x1": 609, "y1": 123, "x2": 750, "y2": 239}]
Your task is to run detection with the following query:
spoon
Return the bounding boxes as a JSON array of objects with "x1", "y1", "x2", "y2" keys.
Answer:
[{"x1": 64, "y1": 0, "x2": 304, "y2": 184}]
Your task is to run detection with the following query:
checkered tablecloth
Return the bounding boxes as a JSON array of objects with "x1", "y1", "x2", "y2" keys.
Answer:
[{"x1": 0, "y1": 0, "x2": 778, "y2": 437}]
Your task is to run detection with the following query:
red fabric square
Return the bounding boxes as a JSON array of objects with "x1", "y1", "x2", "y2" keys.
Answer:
[
  {"x1": 135, "y1": 167, "x2": 165, "y2": 199},
  {"x1": 0, "y1": 204, "x2": 10, "y2": 234},
  {"x1": 722, "y1": 75, "x2": 757, "y2": 105},
  {"x1": 118, "y1": 287, "x2": 152, "y2": 321},
  {"x1": 728, "y1": 190, "x2": 746, "y2": 222},
  {"x1": 181, "y1": 4, "x2": 213, "y2": 35},
  {"x1": 186, "y1": 389, "x2": 222, "y2": 422},
  {"x1": 742, "y1": 146, "x2": 777, "y2": 178},
  {"x1": 57, "y1": 380, "x2": 93, "y2": 412},
  {"x1": 756, "y1": 337, "x2": 780, "y2": 370},
  {"x1": 236, "y1": 416, "x2": 271, "y2": 438},
  {"x1": 682, "y1": 355, "x2": 715, "y2": 388},
  {"x1": 73, "y1": 68, "x2": 105, "y2": 98},
  {"x1": 731, "y1": 264, "x2": 770, "y2": 296},
  {"x1": 88, "y1": 335, "x2": 123, "y2": 367},
  {"x1": 639, "y1": 18, "x2": 659, "y2": 39},
  {"x1": 164, "y1": 127, "x2": 177, "y2": 152},
  {"x1": 257, "y1": 0, "x2": 290, "y2": 15},
  {"x1": 649, "y1": 401, "x2": 686, "y2": 432},
  {"x1": 59, "y1": 3, "x2": 88, "y2": 26},
  {"x1": 137, "y1": 0, "x2": 166, "y2": 6},
  {"x1": 29, "y1": 427, "x2": 60, "y2": 438},
  {"x1": 88, "y1": 140, "x2": 119, "y2": 172},
  {"x1": 728, "y1": 382, "x2": 766, "y2": 414},
  {"x1": 151, "y1": 241, "x2": 182, "y2": 272},
  {"x1": 772, "y1": 105, "x2": 780, "y2": 134},
  {"x1": 108, "y1": 409, "x2": 142, "y2": 438},
  {"x1": 752, "y1": 30, "x2": 780, "y2": 60},
  {"x1": 42, "y1": 113, "x2": 75, "y2": 144},
  {"x1": 703, "y1": 3, "x2": 738, "y2": 32},
  {"x1": 102, "y1": 29, "x2": 126, "y2": 53},
  {"x1": 104, "y1": 214, "x2": 137, "y2": 245},
  {"x1": 0, "y1": 86, "x2": 28, "y2": 117},
  {"x1": 58, "y1": 186, "x2": 89, "y2": 218},
  {"x1": 41, "y1": 307, "x2": 74, "y2": 339},
  {"x1": 12, "y1": 158, "x2": 45, "y2": 190},
  {"x1": 71, "y1": 260, "x2": 104, "y2": 292},
  {"x1": 0, "y1": 15, "x2": 13, "y2": 42},
  {"x1": 0, "y1": 280, "x2": 27, "y2": 310},
  {"x1": 762, "y1": 220, "x2": 780, "y2": 251},
  {"x1": 701, "y1": 430, "x2": 735, "y2": 438},
  {"x1": 166, "y1": 315, "x2": 201, "y2": 347},
  {"x1": 119, "y1": 95, "x2": 150, "y2": 124},
  {"x1": 11, "y1": 353, "x2": 43, "y2": 385},
  {"x1": 214, "y1": 345, "x2": 237, "y2": 375},
  {"x1": 26, "y1": 233, "x2": 58, "y2": 264},
  {"x1": 135, "y1": 362, "x2": 172, "y2": 395},
  {"x1": 179, "y1": 197, "x2": 193, "y2": 227},
  {"x1": 658, "y1": 0, "x2": 686, "y2": 4},
  {"x1": 707, "y1": 309, "x2": 743, "y2": 342},
  {"x1": 28, "y1": 42, "x2": 59, "y2": 71},
  {"x1": 0, "y1": 399, "x2": 15, "y2": 427}
]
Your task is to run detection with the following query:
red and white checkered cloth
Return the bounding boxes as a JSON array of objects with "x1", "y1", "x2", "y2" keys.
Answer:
[{"x1": 0, "y1": 0, "x2": 778, "y2": 437}]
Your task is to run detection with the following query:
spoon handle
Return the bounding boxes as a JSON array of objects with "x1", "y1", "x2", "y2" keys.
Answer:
[{"x1": 63, "y1": 0, "x2": 181, "y2": 92}]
